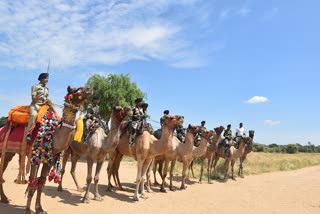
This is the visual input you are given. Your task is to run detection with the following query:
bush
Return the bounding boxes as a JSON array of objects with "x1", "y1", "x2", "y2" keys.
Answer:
[{"x1": 286, "y1": 144, "x2": 298, "y2": 154}]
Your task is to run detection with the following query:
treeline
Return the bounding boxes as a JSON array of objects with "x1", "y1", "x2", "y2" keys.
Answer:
[{"x1": 253, "y1": 143, "x2": 320, "y2": 154}]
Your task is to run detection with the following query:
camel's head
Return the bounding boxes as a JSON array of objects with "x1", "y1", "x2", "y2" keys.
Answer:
[
  {"x1": 202, "y1": 129, "x2": 215, "y2": 141},
  {"x1": 186, "y1": 124, "x2": 200, "y2": 135},
  {"x1": 64, "y1": 86, "x2": 92, "y2": 107},
  {"x1": 163, "y1": 114, "x2": 184, "y2": 128},
  {"x1": 214, "y1": 126, "x2": 225, "y2": 137},
  {"x1": 112, "y1": 106, "x2": 133, "y2": 123},
  {"x1": 248, "y1": 130, "x2": 255, "y2": 139}
]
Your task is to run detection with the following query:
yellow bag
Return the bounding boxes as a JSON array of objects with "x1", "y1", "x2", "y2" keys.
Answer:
[{"x1": 74, "y1": 113, "x2": 84, "y2": 143}]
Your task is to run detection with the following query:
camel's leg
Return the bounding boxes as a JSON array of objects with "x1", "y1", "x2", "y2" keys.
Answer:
[
  {"x1": 93, "y1": 159, "x2": 104, "y2": 201},
  {"x1": 223, "y1": 160, "x2": 230, "y2": 180},
  {"x1": 180, "y1": 160, "x2": 190, "y2": 190},
  {"x1": 160, "y1": 160, "x2": 169, "y2": 192},
  {"x1": 114, "y1": 153, "x2": 124, "y2": 191},
  {"x1": 152, "y1": 159, "x2": 159, "y2": 186},
  {"x1": 57, "y1": 147, "x2": 71, "y2": 191},
  {"x1": 188, "y1": 160, "x2": 195, "y2": 179},
  {"x1": 231, "y1": 160, "x2": 236, "y2": 180},
  {"x1": 199, "y1": 158, "x2": 204, "y2": 184},
  {"x1": 69, "y1": 152, "x2": 82, "y2": 192},
  {"x1": 238, "y1": 157, "x2": 245, "y2": 178},
  {"x1": 133, "y1": 160, "x2": 144, "y2": 201},
  {"x1": 207, "y1": 157, "x2": 213, "y2": 184},
  {"x1": 34, "y1": 164, "x2": 50, "y2": 214},
  {"x1": 106, "y1": 152, "x2": 116, "y2": 191},
  {"x1": 0, "y1": 152, "x2": 15, "y2": 203},
  {"x1": 145, "y1": 159, "x2": 153, "y2": 192},
  {"x1": 140, "y1": 158, "x2": 152, "y2": 198},
  {"x1": 25, "y1": 164, "x2": 38, "y2": 214},
  {"x1": 211, "y1": 155, "x2": 219, "y2": 174},
  {"x1": 82, "y1": 158, "x2": 94, "y2": 203},
  {"x1": 169, "y1": 160, "x2": 176, "y2": 191}
]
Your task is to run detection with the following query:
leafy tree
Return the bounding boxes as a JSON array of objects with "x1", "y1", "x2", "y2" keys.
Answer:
[
  {"x1": 85, "y1": 73, "x2": 145, "y2": 123},
  {"x1": 0, "y1": 116, "x2": 7, "y2": 128}
]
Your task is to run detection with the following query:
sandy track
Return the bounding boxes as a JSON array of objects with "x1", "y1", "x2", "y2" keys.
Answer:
[{"x1": 0, "y1": 155, "x2": 319, "y2": 214}]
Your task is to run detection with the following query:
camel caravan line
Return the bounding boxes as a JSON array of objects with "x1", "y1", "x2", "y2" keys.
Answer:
[{"x1": 0, "y1": 90, "x2": 255, "y2": 213}]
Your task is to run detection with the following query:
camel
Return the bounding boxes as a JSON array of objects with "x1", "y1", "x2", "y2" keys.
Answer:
[
  {"x1": 222, "y1": 135, "x2": 253, "y2": 180},
  {"x1": 157, "y1": 124, "x2": 201, "y2": 192},
  {"x1": 238, "y1": 130, "x2": 255, "y2": 178},
  {"x1": 107, "y1": 114, "x2": 184, "y2": 201},
  {"x1": 57, "y1": 106, "x2": 132, "y2": 204},
  {"x1": 10, "y1": 86, "x2": 91, "y2": 214},
  {"x1": 197, "y1": 126, "x2": 224, "y2": 184},
  {"x1": 177, "y1": 128, "x2": 218, "y2": 189}
]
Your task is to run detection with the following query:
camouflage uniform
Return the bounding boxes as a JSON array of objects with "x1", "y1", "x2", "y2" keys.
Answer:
[
  {"x1": 85, "y1": 103, "x2": 100, "y2": 128},
  {"x1": 176, "y1": 124, "x2": 186, "y2": 143},
  {"x1": 223, "y1": 129, "x2": 233, "y2": 145},
  {"x1": 195, "y1": 124, "x2": 207, "y2": 146},
  {"x1": 129, "y1": 106, "x2": 144, "y2": 144},
  {"x1": 26, "y1": 83, "x2": 49, "y2": 133}
]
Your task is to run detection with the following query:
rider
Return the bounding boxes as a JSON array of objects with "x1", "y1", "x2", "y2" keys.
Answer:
[
  {"x1": 83, "y1": 96, "x2": 101, "y2": 143},
  {"x1": 160, "y1": 110, "x2": 169, "y2": 127},
  {"x1": 26, "y1": 73, "x2": 49, "y2": 141},
  {"x1": 129, "y1": 97, "x2": 144, "y2": 145},
  {"x1": 235, "y1": 122, "x2": 245, "y2": 148},
  {"x1": 195, "y1": 121, "x2": 207, "y2": 146}
]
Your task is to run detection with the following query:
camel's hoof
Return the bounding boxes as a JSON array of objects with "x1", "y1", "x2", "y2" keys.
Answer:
[
  {"x1": 77, "y1": 187, "x2": 85, "y2": 192},
  {"x1": 24, "y1": 209, "x2": 35, "y2": 214},
  {"x1": 232, "y1": 177, "x2": 236, "y2": 181},
  {"x1": 140, "y1": 193, "x2": 148, "y2": 199},
  {"x1": 199, "y1": 181, "x2": 202, "y2": 184},
  {"x1": 208, "y1": 181, "x2": 213, "y2": 184},
  {"x1": 119, "y1": 187, "x2": 125, "y2": 191},
  {"x1": 82, "y1": 197, "x2": 90, "y2": 204},
  {"x1": 146, "y1": 188, "x2": 153, "y2": 193},
  {"x1": 160, "y1": 188, "x2": 167, "y2": 193},
  {"x1": 14, "y1": 179, "x2": 21, "y2": 184},
  {"x1": 153, "y1": 182, "x2": 160, "y2": 186},
  {"x1": 133, "y1": 195, "x2": 140, "y2": 201},
  {"x1": 1, "y1": 197, "x2": 10, "y2": 204},
  {"x1": 240, "y1": 175, "x2": 244, "y2": 178},
  {"x1": 35, "y1": 210, "x2": 48, "y2": 214},
  {"x1": 94, "y1": 194, "x2": 103, "y2": 201},
  {"x1": 169, "y1": 187, "x2": 176, "y2": 192},
  {"x1": 180, "y1": 186, "x2": 187, "y2": 190},
  {"x1": 57, "y1": 186, "x2": 63, "y2": 192}
]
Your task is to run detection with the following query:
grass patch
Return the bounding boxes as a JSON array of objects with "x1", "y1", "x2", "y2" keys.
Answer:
[{"x1": 165, "y1": 152, "x2": 320, "y2": 180}]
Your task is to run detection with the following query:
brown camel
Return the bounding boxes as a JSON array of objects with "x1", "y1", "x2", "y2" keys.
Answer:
[
  {"x1": 222, "y1": 135, "x2": 253, "y2": 180},
  {"x1": 23, "y1": 86, "x2": 91, "y2": 214},
  {"x1": 176, "y1": 128, "x2": 217, "y2": 189},
  {"x1": 157, "y1": 124, "x2": 200, "y2": 192},
  {"x1": 57, "y1": 106, "x2": 132, "y2": 203},
  {"x1": 238, "y1": 130, "x2": 255, "y2": 178},
  {"x1": 197, "y1": 126, "x2": 224, "y2": 183},
  {"x1": 107, "y1": 114, "x2": 183, "y2": 201}
]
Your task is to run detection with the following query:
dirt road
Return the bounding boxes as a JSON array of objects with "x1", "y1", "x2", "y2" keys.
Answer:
[{"x1": 1, "y1": 156, "x2": 319, "y2": 214}]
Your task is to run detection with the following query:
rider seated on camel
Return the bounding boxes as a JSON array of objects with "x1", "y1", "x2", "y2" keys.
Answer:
[
  {"x1": 83, "y1": 95, "x2": 101, "y2": 143},
  {"x1": 129, "y1": 97, "x2": 144, "y2": 145},
  {"x1": 25, "y1": 73, "x2": 50, "y2": 142}
]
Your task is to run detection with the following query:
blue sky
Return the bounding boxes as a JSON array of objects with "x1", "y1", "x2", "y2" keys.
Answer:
[{"x1": 0, "y1": 0, "x2": 319, "y2": 145}]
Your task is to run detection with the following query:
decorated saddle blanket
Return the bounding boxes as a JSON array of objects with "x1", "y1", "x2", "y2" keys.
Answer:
[{"x1": 0, "y1": 124, "x2": 38, "y2": 154}]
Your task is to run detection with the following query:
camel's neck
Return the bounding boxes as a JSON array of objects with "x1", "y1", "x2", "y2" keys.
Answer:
[
  {"x1": 193, "y1": 136, "x2": 209, "y2": 158},
  {"x1": 153, "y1": 125, "x2": 174, "y2": 155},
  {"x1": 208, "y1": 134, "x2": 221, "y2": 152},
  {"x1": 61, "y1": 104, "x2": 78, "y2": 125},
  {"x1": 184, "y1": 131, "x2": 196, "y2": 151},
  {"x1": 233, "y1": 140, "x2": 246, "y2": 158},
  {"x1": 107, "y1": 116, "x2": 121, "y2": 149}
]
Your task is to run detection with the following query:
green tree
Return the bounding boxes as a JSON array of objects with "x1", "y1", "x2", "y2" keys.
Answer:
[
  {"x1": 0, "y1": 116, "x2": 7, "y2": 128},
  {"x1": 85, "y1": 73, "x2": 145, "y2": 123},
  {"x1": 286, "y1": 144, "x2": 298, "y2": 154}
]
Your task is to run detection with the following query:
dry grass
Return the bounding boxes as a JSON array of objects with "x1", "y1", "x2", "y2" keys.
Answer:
[{"x1": 171, "y1": 152, "x2": 320, "y2": 180}]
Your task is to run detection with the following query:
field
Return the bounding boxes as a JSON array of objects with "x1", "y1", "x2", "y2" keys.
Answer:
[{"x1": 0, "y1": 152, "x2": 320, "y2": 214}]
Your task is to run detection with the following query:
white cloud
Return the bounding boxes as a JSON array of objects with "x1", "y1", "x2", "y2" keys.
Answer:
[
  {"x1": 0, "y1": 0, "x2": 212, "y2": 69},
  {"x1": 264, "y1": 120, "x2": 280, "y2": 126},
  {"x1": 246, "y1": 96, "x2": 269, "y2": 104}
]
